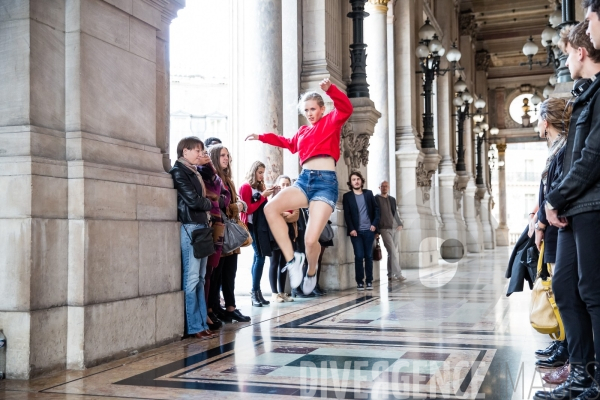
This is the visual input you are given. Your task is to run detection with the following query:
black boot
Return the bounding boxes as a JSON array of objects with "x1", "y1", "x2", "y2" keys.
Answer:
[
  {"x1": 257, "y1": 290, "x2": 270, "y2": 305},
  {"x1": 533, "y1": 364, "x2": 593, "y2": 400},
  {"x1": 207, "y1": 313, "x2": 222, "y2": 330},
  {"x1": 292, "y1": 288, "x2": 314, "y2": 298},
  {"x1": 536, "y1": 341, "x2": 559, "y2": 358},
  {"x1": 250, "y1": 291, "x2": 263, "y2": 307},
  {"x1": 573, "y1": 382, "x2": 600, "y2": 400},
  {"x1": 312, "y1": 285, "x2": 326, "y2": 296},
  {"x1": 229, "y1": 309, "x2": 251, "y2": 323},
  {"x1": 536, "y1": 344, "x2": 569, "y2": 368}
]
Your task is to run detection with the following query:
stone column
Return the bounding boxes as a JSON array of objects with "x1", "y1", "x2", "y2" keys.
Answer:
[
  {"x1": 0, "y1": 0, "x2": 185, "y2": 379},
  {"x1": 241, "y1": 0, "x2": 283, "y2": 186},
  {"x1": 0, "y1": 0, "x2": 69, "y2": 379},
  {"x1": 460, "y1": 22, "x2": 484, "y2": 254},
  {"x1": 319, "y1": 1, "x2": 382, "y2": 290},
  {"x1": 435, "y1": 0, "x2": 467, "y2": 258},
  {"x1": 301, "y1": 0, "x2": 345, "y2": 90},
  {"x1": 475, "y1": 62, "x2": 494, "y2": 250},
  {"x1": 65, "y1": 0, "x2": 185, "y2": 371},
  {"x1": 282, "y1": 0, "x2": 301, "y2": 179},
  {"x1": 387, "y1": 5, "x2": 397, "y2": 196},
  {"x1": 496, "y1": 142, "x2": 509, "y2": 245},
  {"x1": 393, "y1": 0, "x2": 440, "y2": 268},
  {"x1": 365, "y1": 0, "x2": 389, "y2": 188}
]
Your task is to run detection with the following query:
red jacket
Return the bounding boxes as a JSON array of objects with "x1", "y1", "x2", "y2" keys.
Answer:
[
  {"x1": 258, "y1": 84, "x2": 353, "y2": 164},
  {"x1": 239, "y1": 182, "x2": 266, "y2": 225}
]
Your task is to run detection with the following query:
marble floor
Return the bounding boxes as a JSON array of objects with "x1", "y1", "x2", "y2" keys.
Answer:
[{"x1": 1, "y1": 248, "x2": 558, "y2": 399}]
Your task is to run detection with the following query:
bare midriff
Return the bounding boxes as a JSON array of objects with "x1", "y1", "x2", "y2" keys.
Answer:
[{"x1": 302, "y1": 155, "x2": 336, "y2": 171}]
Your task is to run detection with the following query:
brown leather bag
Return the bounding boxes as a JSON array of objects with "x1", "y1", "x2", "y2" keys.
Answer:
[{"x1": 373, "y1": 238, "x2": 382, "y2": 261}]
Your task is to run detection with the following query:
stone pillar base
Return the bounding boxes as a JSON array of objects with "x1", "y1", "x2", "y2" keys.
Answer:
[
  {"x1": 496, "y1": 227, "x2": 510, "y2": 246},
  {"x1": 66, "y1": 292, "x2": 183, "y2": 370},
  {"x1": 463, "y1": 186, "x2": 484, "y2": 253}
]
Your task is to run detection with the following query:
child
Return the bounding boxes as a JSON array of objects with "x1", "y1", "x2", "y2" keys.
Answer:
[{"x1": 245, "y1": 78, "x2": 353, "y2": 295}]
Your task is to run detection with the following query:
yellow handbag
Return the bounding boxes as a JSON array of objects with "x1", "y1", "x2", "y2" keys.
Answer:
[{"x1": 529, "y1": 242, "x2": 565, "y2": 340}]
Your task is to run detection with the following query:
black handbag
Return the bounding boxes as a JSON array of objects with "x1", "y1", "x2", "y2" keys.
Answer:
[
  {"x1": 184, "y1": 225, "x2": 215, "y2": 259},
  {"x1": 373, "y1": 238, "x2": 383, "y2": 261},
  {"x1": 319, "y1": 220, "x2": 334, "y2": 243},
  {"x1": 222, "y1": 212, "x2": 250, "y2": 254}
]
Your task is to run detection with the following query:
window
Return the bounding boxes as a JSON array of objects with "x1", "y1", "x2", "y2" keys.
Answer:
[{"x1": 509, "y1": 94, "x2": 538, "y2": 124}]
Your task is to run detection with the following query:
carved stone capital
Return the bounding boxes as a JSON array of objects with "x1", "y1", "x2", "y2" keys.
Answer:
[
  {"x1": 496, "y1": 143, "x2": 507, "y2": 154},
  {"x1": 341, "y1": 97, "x2": 381, "y2": 176},
  {"x1": 453, "y1": 179, "x2": 464, "y2": 212},
  {"x1": 475, "y1": 50, "x2": 491, "y2": 72},
  {"x1": 416, "y1": 162, "x2": 434, "y2": 202},
  {"x1": 341, "y1": 123, "x2": 371, "y2": 174},
  {"x1": 460, "y1": 13, "x2": 478, "y2": 42},
  {"x1": 367, "y1": 0, "x2": 389, "y2": 8}
]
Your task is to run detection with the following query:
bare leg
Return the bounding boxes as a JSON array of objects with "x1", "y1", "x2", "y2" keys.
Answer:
[
  {"x1": 305, "y1": 201, "x2": 334, "y2": 276},
  {"x1": 264, "y1": 187, "x2": 308, "y2": 262}
]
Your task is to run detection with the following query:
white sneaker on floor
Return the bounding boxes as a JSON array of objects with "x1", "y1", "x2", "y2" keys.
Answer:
[
  {"x1": 272, "y1": 293, "x2": 284, "y2": 303},
  {"x1": 302, "y1": 271, "x2": 317, "y2": 295},
  {"x1": 280, "y1": 293, "x2": 294, "y2": 302},
  {"x1": 285, "y1": 252, "x2": 305, "y2": 289}
]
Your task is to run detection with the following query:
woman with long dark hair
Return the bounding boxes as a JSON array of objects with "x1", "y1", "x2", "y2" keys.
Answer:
[{"x1": 208, "y1": 144, "x2": 251, "y2": 322}]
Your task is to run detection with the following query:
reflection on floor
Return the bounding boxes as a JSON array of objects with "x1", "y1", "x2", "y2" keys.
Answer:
[{"x1": 1, "y1": 249, "x2": 558, "y2": 399}]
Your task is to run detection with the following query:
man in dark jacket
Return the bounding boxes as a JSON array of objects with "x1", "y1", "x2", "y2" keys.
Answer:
[
  {"x1": 343, "y1": 171, "x2": 380, "y2": 291},
  {"x1": 534, "y1": 18, "x2": 600, "y2": 400}
]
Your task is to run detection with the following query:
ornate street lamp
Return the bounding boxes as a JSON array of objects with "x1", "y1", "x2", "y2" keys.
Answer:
[
  {"x1": 453, "y1": 77, "x2": 472, "y2": 172},
  {"x1": 531, "y1": 91, "x2": 542, "y2": 113},
  {"x1": 541, "y1": 24, "x2": 561, "y2": 70},
  {"x1": 347, "y1": 0, "x2": 370, "y2": 98},
  {"x1": 520, "y1": 36, "x2": 543, "y2": 70},
  {"x1": 416, "y1": 19, "x2": 462, "y2": 149},
  {"x1": 475, "y1": 122, "x2": 489, "y2": 185}
]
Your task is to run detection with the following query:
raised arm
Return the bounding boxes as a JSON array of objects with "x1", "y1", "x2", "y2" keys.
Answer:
[
  {"x1": 326, "y1": 84, "x2": 353, "y2": 122},
  {"x1": 258, "y1": 132, "x2": 300, "y2": 153}
]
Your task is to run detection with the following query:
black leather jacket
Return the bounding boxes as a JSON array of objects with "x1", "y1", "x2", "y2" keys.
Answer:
[
  {"x1": 169, "y1": 161, "x2": 212, "y2": 225},
  {"x1": 546, "y1": 74, "x2": 600, "y2": 217}
]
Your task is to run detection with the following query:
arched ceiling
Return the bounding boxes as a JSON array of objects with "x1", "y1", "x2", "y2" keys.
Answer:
[{"x1": 462, "y1": 0, "x2": 559, "y2": 80}]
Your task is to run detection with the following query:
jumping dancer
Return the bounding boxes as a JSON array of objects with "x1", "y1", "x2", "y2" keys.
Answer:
[{"x1": 245, "y1": 78, "x2": 353, "y2": 295}]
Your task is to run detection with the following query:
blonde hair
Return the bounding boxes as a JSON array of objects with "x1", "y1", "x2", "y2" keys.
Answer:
[
  {"x1": 245, "y1": 161, "x2": 266, "y2": 191},
  {"x1": 297, "y1": 92, "x2": 325, "y2": 115}
]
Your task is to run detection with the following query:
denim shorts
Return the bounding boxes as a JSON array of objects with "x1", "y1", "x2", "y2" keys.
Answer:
[{"x1": 293, "y1": 169, "x2": 338, "y2": 210}]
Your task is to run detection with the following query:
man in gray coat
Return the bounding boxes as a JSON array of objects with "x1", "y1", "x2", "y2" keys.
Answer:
[{"x1": 375, "y1": 181, "x2": 406, "y2": 282}]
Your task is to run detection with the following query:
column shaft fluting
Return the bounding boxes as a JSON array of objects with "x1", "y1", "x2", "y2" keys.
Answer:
[
  {"x1": 242, "y1": 0, "x2": 284, "y2": 186},
  {"x1": 365, "y1": 0, "x2": 389, "y2": 186}
]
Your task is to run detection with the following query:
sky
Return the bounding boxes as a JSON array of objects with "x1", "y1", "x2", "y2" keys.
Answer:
[{"x1": 169, "y1": 0, "x2": 231, "y2": 79}]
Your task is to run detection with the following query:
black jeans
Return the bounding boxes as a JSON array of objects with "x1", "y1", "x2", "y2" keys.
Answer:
[
  {"x1": 207, "y1": 262, "x2": 222, "y2": 311},
  {"x1": 553, "y1": 212, "x2": 600, "y2": 367},
  {"x1": 350, "y1": 230, "x2": 375, "y2": 284},
  {"x1": 269, "y1": 249, "x2": 288, "y2": 293},
  {"x1": 220, "y1": 254, "x2": 238, "y2": 309}
]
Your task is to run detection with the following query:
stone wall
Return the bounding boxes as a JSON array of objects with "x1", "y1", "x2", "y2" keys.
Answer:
[{"x1": 0, "y1": 0, "x2": 184, "y2": 379}]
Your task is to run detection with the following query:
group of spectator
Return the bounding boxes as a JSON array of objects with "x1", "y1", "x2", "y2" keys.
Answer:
[
  {"x1": 512, "y1": 7, "x2": 600, "y2": 399},
  {"x1": 170, "y1": 136, "x2": 407, "y2": 340}
]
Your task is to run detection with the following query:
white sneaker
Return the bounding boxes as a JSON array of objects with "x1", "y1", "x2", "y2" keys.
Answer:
[
  {"x1": 285, "y1": 252, "x2": 305, "y2": 289},
  {"x1": 302, "y1": 271, "x2": 317, "y2": 295},
  {"x1": 272, "y1": 293, "x2": 284, "y2": 303},
  {"x1": 280, "y1": 293, "x2": 294, "y2": 302}
]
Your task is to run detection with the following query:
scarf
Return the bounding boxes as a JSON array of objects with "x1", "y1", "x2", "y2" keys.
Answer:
[
  {"x1": 177, "y1": 157, "x2": 207, "y2": 196},
  {"x1": 541, "y1": 134, "x2": 567, "y2": 193}
]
